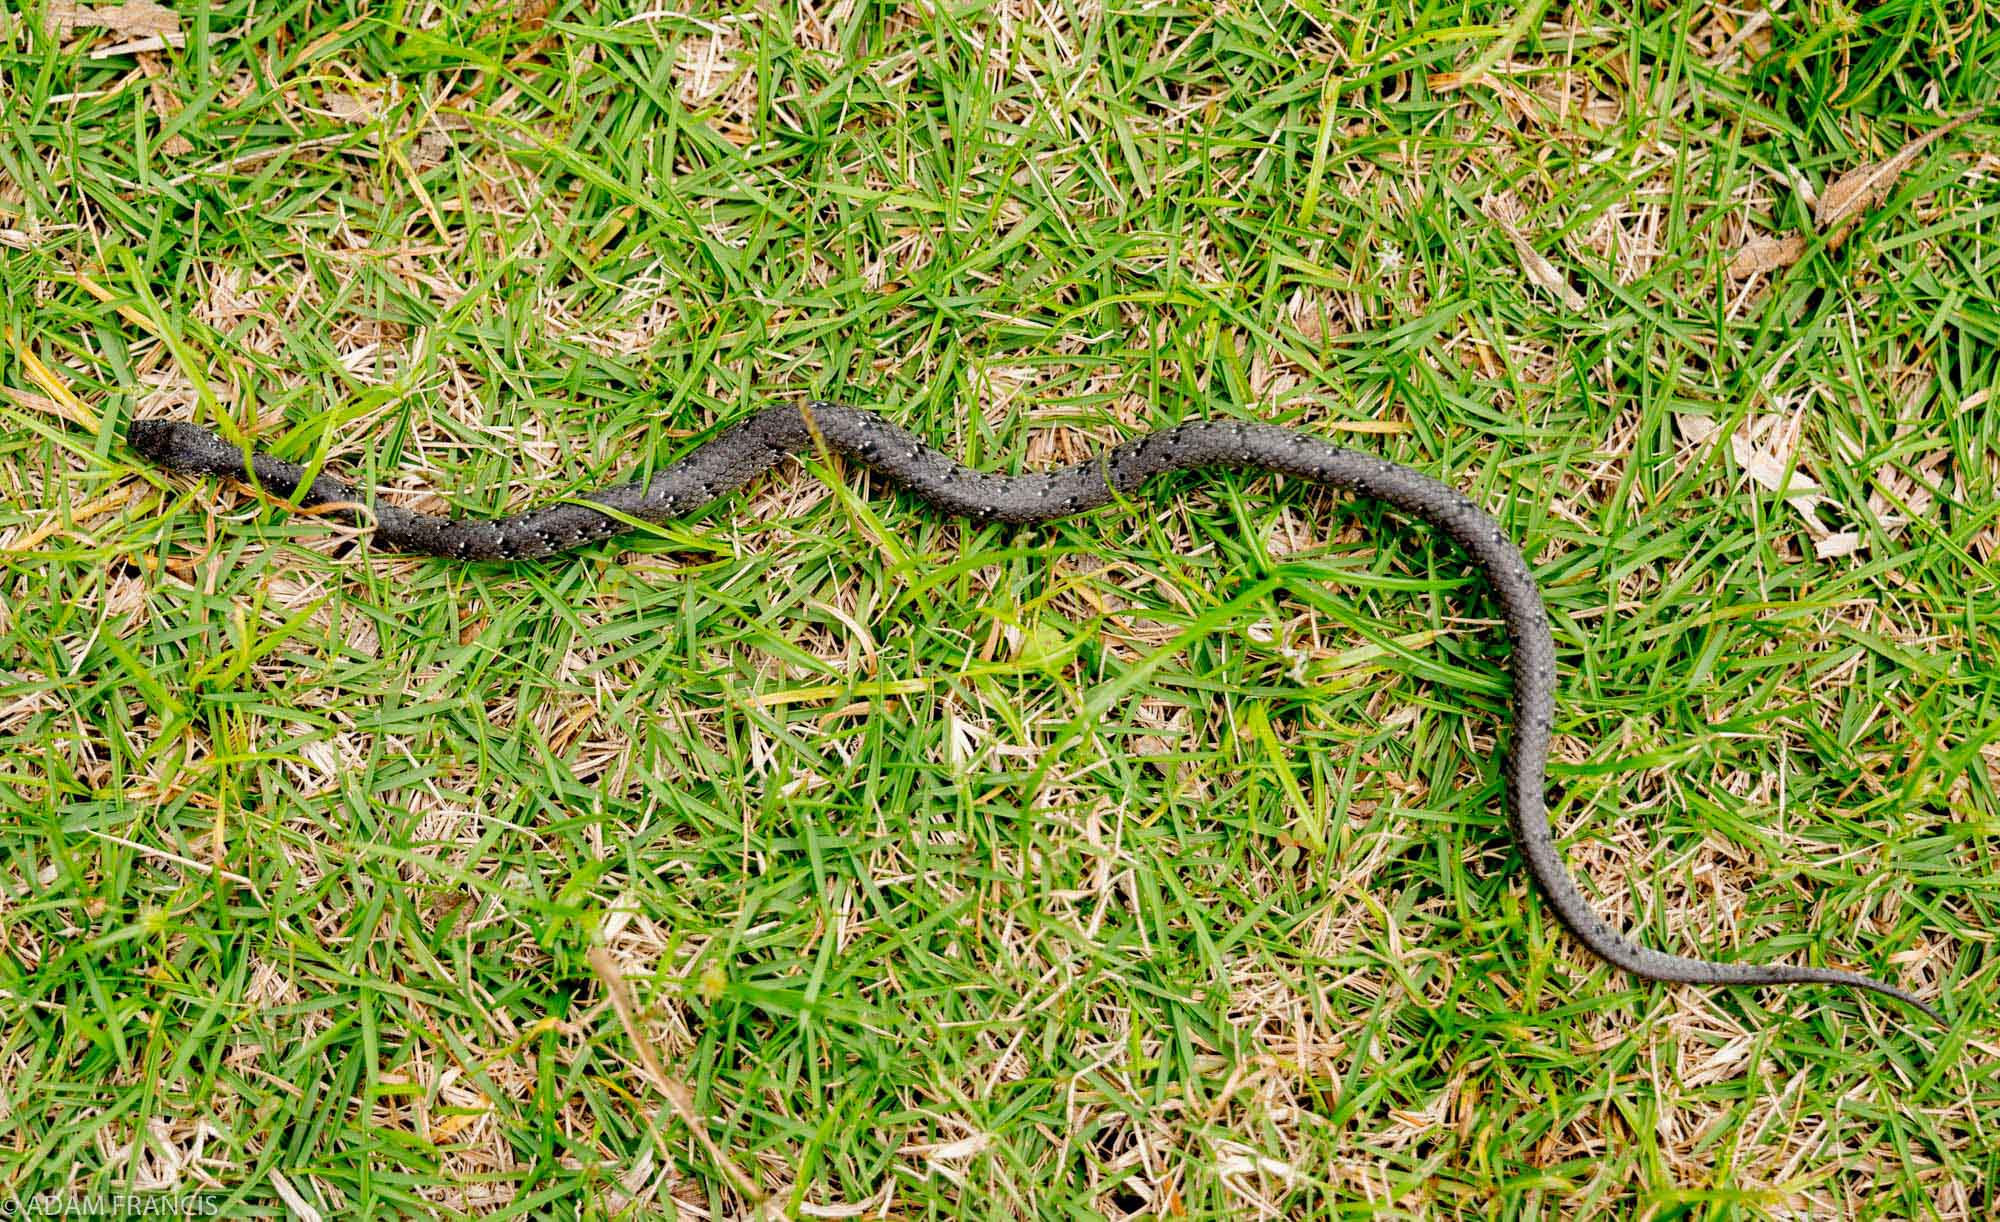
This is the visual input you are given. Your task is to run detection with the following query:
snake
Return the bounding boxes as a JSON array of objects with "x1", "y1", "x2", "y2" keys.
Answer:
[{"x1": 127, "y1": 404, "x2": 1941, "y2": 1024}]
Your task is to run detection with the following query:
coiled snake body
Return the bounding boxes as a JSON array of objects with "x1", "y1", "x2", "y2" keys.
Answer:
[{"x1": 128, "y1": 404, "x2": 1939, "y2": 1023}]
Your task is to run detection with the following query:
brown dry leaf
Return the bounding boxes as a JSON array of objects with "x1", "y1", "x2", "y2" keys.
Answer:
[
  {"x1": 1496, "y1": 224, "x2": 1586, "y2": 311},
  {"x1": 325, "y1": 91, "x2": 380, "y2": 124},
  {"x1": 1705, "y1": 7, "x2": 1773, "y2": 67},
  {"x1": 1727, "y1": 234, "x2": 1807, "y2": 279},
  {"x1": 1730, "y1": 111, "x2": 1977, "y2": 277},
  {"x1": 1815, "y1": 111, "x2": 1977, "y2": 231},
  {"x1": 410, "y1": 127, "x2": 452, "y2": 169},
  {"x1": 1682, "y1": 412, "x2": 1849, "y2": 547},
  {"x1": 1675, "y1": 413, "x2": 1722, "y2": 447},
  {"x1": 1732, "y1": 430, "x2": 1825, "y2": 517},
  {"x1": 137, "y1": 52, "x2": 193, "y2": 155},
  {"x1": 1488, "y1": 195, "x2": 1592, "y2": 310},
  {"x1": 1483, "y1": 178, "x2": 1586, "y2": 310},
  {"x1": 1729, "y1": 416, "x2": 1857, "y2": 557},
  {"x1": 45, "y1": 0, "x2": 179, "y2": 37}
]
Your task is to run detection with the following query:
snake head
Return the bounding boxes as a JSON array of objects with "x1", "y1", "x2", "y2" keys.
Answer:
[{"x1": 128, "y1": 419, "x2": 244, "y2": 476}]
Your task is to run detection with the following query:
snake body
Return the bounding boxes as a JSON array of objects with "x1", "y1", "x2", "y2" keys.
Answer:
[{"x1": 128, "y1": 404, "x2": 1939, "y2": 1022}]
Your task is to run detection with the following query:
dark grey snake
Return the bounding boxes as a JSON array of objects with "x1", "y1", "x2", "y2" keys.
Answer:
[{"x1": 128, "y1": 404, "x2": 1941, "y2": 1024}]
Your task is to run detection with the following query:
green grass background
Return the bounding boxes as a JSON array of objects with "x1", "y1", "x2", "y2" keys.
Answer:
[{"x1": 2, "y1": 1, "x2": 1996, "y2": 1216}]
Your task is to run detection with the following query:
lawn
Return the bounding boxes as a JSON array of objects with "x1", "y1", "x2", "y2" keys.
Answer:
[{"x1": 2, "y1": 1, "x2": 1996, "y2": 1216}]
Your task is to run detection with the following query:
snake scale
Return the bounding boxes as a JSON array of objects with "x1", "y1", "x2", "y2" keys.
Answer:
[{"x1": 128, "y1": 404, "x2": 1940, "y2": 1023}]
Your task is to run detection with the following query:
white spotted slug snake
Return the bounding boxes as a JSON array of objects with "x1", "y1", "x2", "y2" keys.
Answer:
[{"x1": 129, "y1": 403, "x2": 1941, "y2": 1024}]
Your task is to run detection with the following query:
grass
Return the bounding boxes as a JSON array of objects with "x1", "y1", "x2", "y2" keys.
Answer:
[{"x1": 2, "y1": 0, "x2": 1996, "y2": 1216}]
